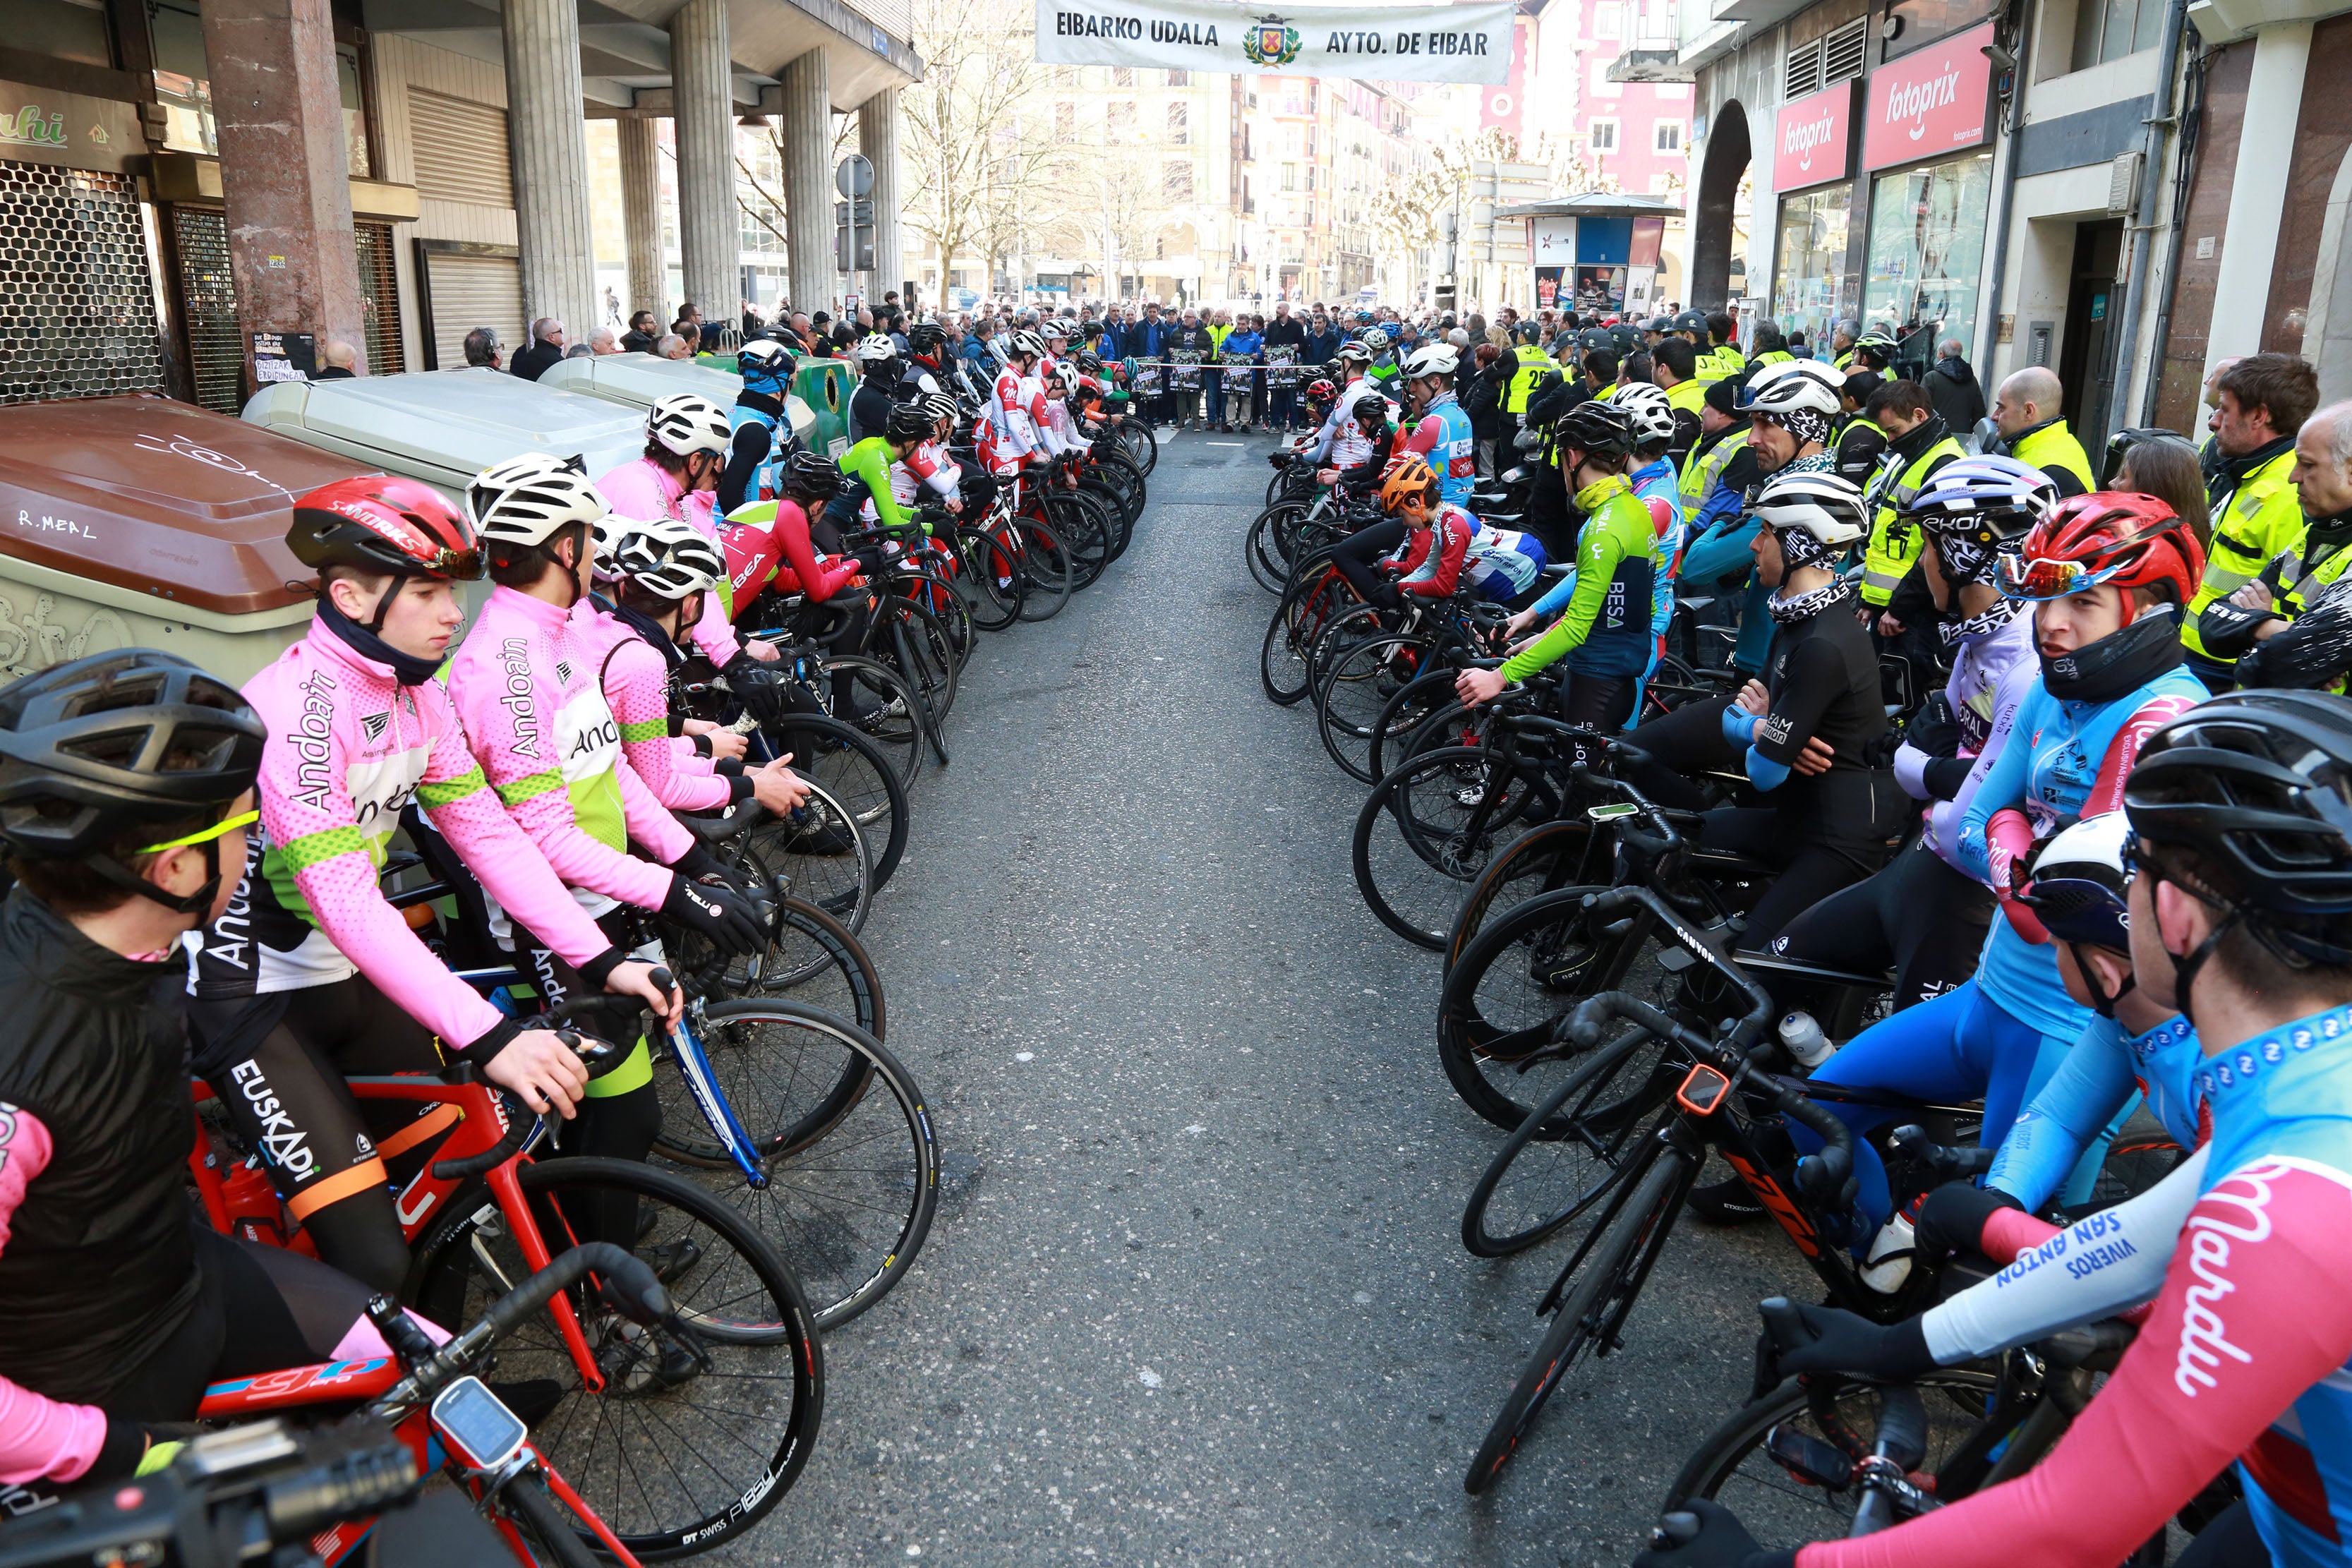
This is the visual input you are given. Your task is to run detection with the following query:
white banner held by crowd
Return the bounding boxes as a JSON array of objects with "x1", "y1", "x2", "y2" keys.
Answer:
[{"x1": 1037, "y1": 0, "x2": 1513, "y2": 85}]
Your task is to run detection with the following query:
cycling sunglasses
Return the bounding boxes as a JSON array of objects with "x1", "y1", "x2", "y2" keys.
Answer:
[
  {"x1": 1996, "y1": 551, "x2": 2135, "y2": 603},
  {"x1": 138, "y1": 807, "x2": 259, "y2": 856}
]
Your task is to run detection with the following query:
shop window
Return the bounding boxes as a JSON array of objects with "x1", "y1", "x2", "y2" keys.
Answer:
[
  {"x1": 2070, "y1": 0, "x2": 2165, "y2": 71},
  {"x1": 1773, "y1": 182, "x2": 1856, "y2": 346},
  {"x1": 1863, "y1": 150, "x2": 1994, "y2": 363},
  {"x1": 18, "y1": 0, "x2": 111, "y2": 66},
  {"x1": 1654, "y1": 120, "x2": 1682, "y2": 153},
  {"x1": 1589, "y1": 119, "x2": 1620, "y2": 153}
]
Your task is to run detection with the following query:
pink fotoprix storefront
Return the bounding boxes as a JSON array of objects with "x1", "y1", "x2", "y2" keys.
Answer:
[
  {"x1": 1856, "y1": 23, "x2": 1997, "y2": 367},
  {"x1": 1770, "y1": 79, "x2": 1862, "y2": 347}
]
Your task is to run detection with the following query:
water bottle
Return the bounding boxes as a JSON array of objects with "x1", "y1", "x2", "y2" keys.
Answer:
[{"x1": 1778, "y1": 1010, "x2": 1833, "y2": 1070}]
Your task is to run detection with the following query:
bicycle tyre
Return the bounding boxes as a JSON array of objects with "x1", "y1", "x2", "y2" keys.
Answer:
[
  {"x1": 1013, "y1": 519, "x2": 1074, "y2": 621},
  {"x1": 407, "y1": 1157, "x2": 823, "y2": 1560},
  {"x1": 1460, "y1": 1026, "x2": 1675, "y2": 1257},
  {"x1": 1363, "y1": 666, "x2": 1464, "y2": 782},
  {"x1": 1260, "y1": 572, "x2": 1347, "y2": 706},
  {"x1": 952, "y1": 525, "x2": 1025, "y2": 631},
  {"x1": 765, "y1": 711, "x2": 910, "y2": 893},
  {"x1": 652, "y1": 1000, "x2": 939, "y2": 1329},
  {"x1": 1246, "y1": 505, "x2": 1296, "y2": 593},
  {"x1": 745, "y1": 776, "x2": 875, "y2": 934},
  {"x1": 1120, "y1": 418, "x2": 1157, "y2": 475},
  {"x1": 500, "y1": 1471, "x2": 605, "y2": 1568},
  {"x1": 1350, "y1": 744, "x2": 1538, "y2": 950},
  {"x1": 1464, "y1": 1151, "x2": 1686, "y2": 1495},
  {"x1": 809, "y1": 652, "x2": 927, "y2": 790},
  {"x1": 1445, "y1": 818, "x2": 1605, "y2": 972},
  {"x1": 1315, "y1": 632, "x2": 1435, "y2": 784}
]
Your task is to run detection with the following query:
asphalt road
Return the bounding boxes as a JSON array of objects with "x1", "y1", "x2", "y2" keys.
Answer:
[{"x1": 723, "y1": 430, "x2": 1814, "y2": 1567}]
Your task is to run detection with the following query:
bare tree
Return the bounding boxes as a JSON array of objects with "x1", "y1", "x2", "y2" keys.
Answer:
[{"x1": 900, "y1": 0, "x2": 1062, "y2": 290}]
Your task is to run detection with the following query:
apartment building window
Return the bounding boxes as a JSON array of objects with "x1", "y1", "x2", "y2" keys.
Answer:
[
  {"x1": 1167, "y1": 102, "x2": 1188, "y2": 143},
  {"x1": 1282, "y1": 163, "x2": 1298, "y2": 192},
  {"x1": 2070, "y1": 0, "x2": 2164, "y2": 69},
  {"x1": 1591, "y1": 61, "x2": 1622, "y2": 97},
  {"x1": 1055, "y1": 102, "x2": 1075, "y2": 138},
  {"x1": 1281, "y1": 125, "x2": 1303, "y2": 157},
  {"x1": 1112, "y1": 66, "x2": 1134, "y2": 85},
  {"x1": 1653, "y1": 120, "x2": 1682, "y2": 153},
  {"x1": 1885, "y1": 0, "x2": 2001, "y2": 56},
  {"x1": 1594, "y1": 2, "x2": 1624, "y2": 37},
  {"x1": 1107, "y1": 101, "x2": 1135, "y2": 135},
  {"x1": 1164, "y1": 159, "x2": 1193, "y2": 202},
  {"x1": 1166, "y1": 68, "x2": 1188, "y2": 85},
  {"x1": 1588, "y1": 119, "x2": 1620, "y2": 153}
]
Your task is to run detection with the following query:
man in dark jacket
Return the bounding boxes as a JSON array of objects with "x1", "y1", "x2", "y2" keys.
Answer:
[
  {"x1": 509, "y1": 318, "x2": 566, "y2": 380},
  {"x1": 1926, "y1": 337, "x2": 1986, "y2": 433},
  {"x1": 1304, "y1": 313, "x2": 1343, "y2": 369},
  {"x1": 620, "y1": 310, "x2": 659, "y2": 354},
  {"x1": 1263, "y1": 303, "x2": 1308, "y2": 430}
]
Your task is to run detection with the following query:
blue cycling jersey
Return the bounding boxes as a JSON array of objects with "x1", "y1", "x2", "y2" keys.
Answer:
[
  {"x1": 1632, "y1": 457, "x2": 1684, "y2": 639},
  {"x1": 1988, "y1": 1013, "x2": 2205, "y2": 1212}
]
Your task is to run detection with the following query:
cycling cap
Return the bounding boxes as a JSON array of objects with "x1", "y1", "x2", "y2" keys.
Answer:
[
  {"x1": 646, "y1": 394, "x2": 733, "y2": 459},
  {"x1": 1612, "y1": 382, "x2": 1676, "y2": 448},
  {"x1": 610, "y1": 516, "x2": 725, "y2": 601},
  {"x1": 1008, "y1": 330, "x2": 1045, "y2": 360},
  {"x1": 1906, "y1": 455, "x2": 2061, "y2": 545},
  {"x1": 289, "y1": 476, "x2": 485, "y2": 582},
  {"x1": 1380, "y1": 454, "x2": 1436, "y2": 510},
  {"x1": 2022, "y1": 811, "x2": 2133, "y2": 951},
  {"x1": 469, "y1": 453, "x2": 608, "y2": 548},
  {"x1": 1752, "y1": 470, "x2": 1869, "y2": 546},
  {"x1": 779, "y1": 450, "x2": 842, "y2": 501},
  {"x1": 854, "y1": 334, "x2": 900, "y2": 366},
  {"x1": 1335, "y1": 342, "x2": 1372, "y2": 366},
  {"x1": 1744, "y1": 360, "x2": 1845, "y2": 418},
  {"x1": 884, "y1": 401, "x2": 936, "y2": 442},
  {"x1": 1672, "y1": 310, "x2": 1709, "y2": 335},
  {"x1": 737, "y1": 339, "x2": 792, "y2": 379},
  {"x1": 0, "y1": 649, "x2": 264, "y2": 862},
  {"x1": 1361, "y1": 328, "x2": 1390, "y2": 351},
  {"x1": 2126, "y1": 689, "x2": 2352, "y2": 965},
  {"x1": 1999, "y1": 491, "x2": 2203, "y2": 613},
  {"x1": 921, "y1": 390, "x2": 961, "y2": 425},
  {"x1": 1403, "y1": 343, "x2": 1458, "y2": 380},
  {"x1": 907, "y1": 321, "x2": 946, "y2": 355},
  {"x1": 1551, "y1": 399, "x2": 1637, "y2": 459}
]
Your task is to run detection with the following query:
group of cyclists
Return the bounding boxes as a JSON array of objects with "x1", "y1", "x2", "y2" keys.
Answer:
[
  {"x1": 1256, "y1": 300, "x2": 2352, "y2": 1564},
  {"x1": 0, "y1": 298, "x2": 1146, "y2": 1559}
]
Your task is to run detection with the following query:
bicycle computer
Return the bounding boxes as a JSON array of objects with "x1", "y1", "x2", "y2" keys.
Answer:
[
  {"x1": 430, "y1": 1377, "x2": 529, "y2": 1473},
  {"x1": 1586, "y1": 802, "x2": 1641, "y2": 821}
]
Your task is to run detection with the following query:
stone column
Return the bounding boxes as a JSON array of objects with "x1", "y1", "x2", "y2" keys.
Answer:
[
  {"x1": 616, "y1": 116, "x2": 668, "y2": 324},
  {"x1": 500, "y1": 0, "x2": 598, "y2": 339},
  {"x1": 858, "y1": 88, "x2": 903, "y2": 306},
  {"x1": 198, "y1": 0, "x2": 366, "y2": 387},
  {"x1": 2204, "y1": 21, "x2": 2314, "y2": 383},
  {"x1": 670, "y1": 0, "x2": 737, "y2": 329},
  {"x1": 780, "y1": 49, "x2": 833, "y2": 313}
]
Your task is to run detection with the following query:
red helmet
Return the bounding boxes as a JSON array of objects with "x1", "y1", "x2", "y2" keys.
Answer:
[
  {"x1": 289, "y1": 476, "x2": 486, "y2": 581},
  {"x1": 1304, "y1": 378, "x2": 1339, "y2": 406},
  {"x1": 1999, "y1": 490, "x2": 2204, "y2": 619}
]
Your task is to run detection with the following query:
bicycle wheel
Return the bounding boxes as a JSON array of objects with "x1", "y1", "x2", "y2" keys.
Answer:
[
  {"x1": 1445, "y1": 818, "x2": 1605, "y2": 971},
  {"x1": 500, "y1": 1471, "x2": 605, "y2": 1568},
  {"x1": 1119, "y1": 417, "x2": 1157, "y2": 475},
  {"x1": 1464, "y1": 1150, "x2": 1687, "y2": 1495},
  {"x1": 1261, "y1": 571, "x2": 1349, "y2": 706},
  {"x1": 1363, "y1": 667, "x2": 1464, "y2": 782},
  {"x1": 1044, "y1": 491, "x2": 1111, "y2": 590},
  {"x1": 869, "y1": 594, "x2": 958, "y2": 756},
  {"x1": 1013, "y1": 519, "x2": 1074, "y2": 621},
  {"x1": 1304, "y1": 601, "x2": 1395, "y2": 700},
  {"x1": 1351, "y1": 744, "x2": 1538, "y2": 950},
  {"x1": 1461, "y1": 1026, "x2": 1678, "y2": 1257},
  {"x1": 1316, "y1": 632, "x2": 1435, "y2": 784},
  {"x1": 747, "y1": 776, "x2": 875, "y2": 934},
  {"x1": 1663, "y1": 1370, "x2": 2001, "y2": 1548},
  {"x1": 812, "y1": 652, "x2": 927, "y2": 790},
  {"x1": 762, "y1": 711, "x2": 908, "y2": 893},
  {"x1": 952, "y1": 525, "x2": 1025, "y2": 631},
  {"x1": 673, "y1": 877, "x2": 884, "y2": 1039},
  {"x1": 651, "y1": 1000, "x2": 939, "y2": 1330},
  {"x1": 1246, "y1": 505, "x2": 1298, "y2": 593},
  {"x1": 408, "y1": 1157, "x2": 823, "y2": 1560}
]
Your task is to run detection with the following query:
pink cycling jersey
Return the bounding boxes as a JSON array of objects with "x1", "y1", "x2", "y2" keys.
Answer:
[
  {"x1": 445, "y1": 586, "x2": 689, "y2": 929},
  {"x1": 190, "y1": 619, "x2": 615, "y2": 1049},
  {"x1": 571, "y1": 599, "x2": 742, "y2": 814},
  {"x1": 0, "y1": 1106, "x2": 101, "y2": 1483},
  {"x1": 594, "y1": 456, "x2": 742, "y2": 666}
]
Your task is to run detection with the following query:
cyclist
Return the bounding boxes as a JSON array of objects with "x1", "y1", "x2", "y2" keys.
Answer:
[
  {"x1": 185, "y1": 476, "x2": 679, "y2": 1296},
  {"x1": 898, "y1": 318, "x2": 948, "y2": 401},
  {"x1": 1455, "y1": 399, "x2": 1653, "y2": 737},
  {"x1": 1395, "y1": 343, "x2": 1478, "y2": 508},
  {"x1": 1777, "y1": 493, "x2": 2209, "y2": 1271},
  {"x1": 985, "y1": 330, "x2": 1055, "y2": 475},
  {"x1": 828, "y1": 401, "x2": 942, "y2": 544},
  {"x1": 1368, "y1": 454, "x2": 1545, "y2": 609},
  {"x1": 1667, "y1": 691, "x2": 2352, "y2": 1568},
  {"x1": 0, "y1": 650, "x2": 450, "y2": 1488},
  {"x1": 447, "y1": 455, "x2": 768, "y2": 1183},
  {"x1": 1301, "y1": 342, "x2": 1380, "y2": 471},
  {"x1": 845, "y1": 333, "x2": 901, "y2": 442},
  {"x1": 577, "y1": 516, "x2": 809, "y2": 817},
  {"x1": 715, "y1": 337, "x2": 799, "y2": 514},
  {"x1": 597, "y1": 394, "x2": 780, "y2": 671}
]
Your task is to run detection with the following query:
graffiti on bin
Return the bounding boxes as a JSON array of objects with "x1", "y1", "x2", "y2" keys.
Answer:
[
  {"x1": 0, "y1": 592, "x2": 132, "y2": 676},
  {"x1": 15, "y1": 510, "x2": 95, "y2": 541},
  {"x1": 133, "y1": 430, "x2": 297, "y2": 495}
]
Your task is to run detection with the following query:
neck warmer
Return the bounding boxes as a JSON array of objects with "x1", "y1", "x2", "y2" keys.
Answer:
[
  {"x1": 2040, "y1": 603, "x2": 2183, "y2": 701},
  {"x1": 318, "y1": 593, "x2": 444, "y2": 686},
  {"x1": 736, "y1": 387, "x2": 784, "y2": 418},
  {"x1": 1888, "y1": 412, "x2": 1951, "y2": 464},
  {"x1": 612, "y1": 599, "x2": 689, "y2": 669},
  {"x1": 2214, "y1": 432, "x2": 2298, "y2": 498},
  {"x1": 1768, "y1": 573, "x2": 1854, "y2": 624},
  {"x1": 1574, "y1": 473, "x2": 1633, "y2": 513},
  {"x1": 1939, "y1": 596, "x2": 2018, "y2": 647}
]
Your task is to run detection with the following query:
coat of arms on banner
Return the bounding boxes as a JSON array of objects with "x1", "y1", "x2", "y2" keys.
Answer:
[{"x1": 1242, "y1": 14, "x2": 1302, "y2": 66}]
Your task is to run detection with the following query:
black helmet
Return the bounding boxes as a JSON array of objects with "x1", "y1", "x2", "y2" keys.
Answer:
[
  {"x1": 884, "y1": 400, "x2": 936, "y2": 443},
  {"x1": 1551, "y1": 399, "x2": 1636, "y2": 458},
  {"x1": 2126, "y1": 690, "x2": 2352, "y2": 966},
  {"x1": 778, "y1": 450, "x2": 843, "y2": 501},
  {"x1": 0, "y1": 649, "x2": 264, "y2": 862},
  {"x1": 907, "y1": 321, "x2": 947, "y2": 356}
]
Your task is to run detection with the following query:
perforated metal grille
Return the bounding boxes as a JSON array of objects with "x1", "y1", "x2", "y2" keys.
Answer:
[
  {"x1": 356, "y1": 221, "x2": 403, "y2": 375},
  {"x1": 171, "y1": 206, "x2": 243, "y2": 416},
  {"x1": 0, "y1": 161, "x2": 166, "y2": 405}
]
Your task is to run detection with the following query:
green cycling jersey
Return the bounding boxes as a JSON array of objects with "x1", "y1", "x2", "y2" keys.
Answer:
[{"x1": 1498, "y1": 474, "x2": 1658, "y2": 681}]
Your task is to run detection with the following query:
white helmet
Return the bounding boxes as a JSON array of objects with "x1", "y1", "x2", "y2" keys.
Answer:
[
  {"x1": 1613, "y1": 382, "x2": 1676, "y2": 448},
  {"x1": 1361, "y1": 327, "x2": 1391, "y2": 351},
  {"x1": 1052, "y1": 362, "x2": 1080, "y2": 395},
  {"x1": 737, "y1": 338, "x2": 792, "y2": 375},
  {"x1": 610, "y1": 516, "x2": 725, "y2": 601},
  {"x1": 468, "y1": 453, "x2": 609, "y2": 548},
  {"x1": 1008, "y1": 330, "x2": 1046, "y2": 361},
  {"x1": 1402, "y1": 343, "x2": 1459, "y2": 380},
  {"x1": 853, "y1": 333, "x2": 899, "y2": 365},
  {"x1": 1744, "y1": 360, "x2": 1844, "y2": 418},
  {"x1": 1750, "y1": 469, "x2": 1869, "y2": 545},
  {"x1": 1043, "y1": 318, "x2": 1071, "y2": 339},
  {"x1": 1334, "y1": 342, "x2": 1372, "y2": 366},
  {"x1": 646, "y1": 393, "x2": 732, "y2": 459}
]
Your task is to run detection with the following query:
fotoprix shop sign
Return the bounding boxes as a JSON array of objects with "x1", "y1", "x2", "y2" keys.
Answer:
[
  {"x1": 1773, "y1": 80, "x2": 1856, "y2": 192},
  {"x1": 1864, "y1": 22, "x2": 1995, "y2": 171},
  {"x1": 1035, "y1": 0, "x2": 1514, "y2": 84}
]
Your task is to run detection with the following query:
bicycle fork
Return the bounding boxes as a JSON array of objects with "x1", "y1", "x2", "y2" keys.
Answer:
[{"x1": 664, "y1": 1006, "x2": 771, "y2": 1190}]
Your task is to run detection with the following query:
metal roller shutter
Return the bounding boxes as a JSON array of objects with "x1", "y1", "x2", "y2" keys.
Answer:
[
  {"x1": 0, "y1": 160, "x2": 165, "y2": 405},
  {"x1": 421, "y1": 249, "x2": 521, "y2": 371},
  {"x1": 408, "y1": 90, "x2": 514, "y2": 208}
]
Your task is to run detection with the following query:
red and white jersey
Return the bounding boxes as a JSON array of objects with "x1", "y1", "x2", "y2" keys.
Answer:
[
  {"x1": 989, "y1": 366, "x2": 1047, "y2": 457},
  {"x1": 867, "y1": 439, "x2": 963, "y2": 517}
]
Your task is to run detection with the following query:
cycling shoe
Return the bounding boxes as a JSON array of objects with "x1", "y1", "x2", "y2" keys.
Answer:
[
  {"x1": 637, "y1": 1237, "x2": 703, "y2": 1286},
  {"x1": 1687, "y1": 1175, "x2": 1766, "y2": 1226},
  {"x1": 779, "y1": 806, "x2": 857, "y2": 857}
]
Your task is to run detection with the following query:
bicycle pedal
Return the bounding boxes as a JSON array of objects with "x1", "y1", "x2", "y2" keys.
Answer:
[{"x1": 637, "y1": 1238, "x2": 703, "y2": 1286}]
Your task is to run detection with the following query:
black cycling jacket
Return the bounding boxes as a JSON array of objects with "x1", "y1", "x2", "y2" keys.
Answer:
[{"x1": 0, "y1": 888, "x2": 203, "y2": 1405}]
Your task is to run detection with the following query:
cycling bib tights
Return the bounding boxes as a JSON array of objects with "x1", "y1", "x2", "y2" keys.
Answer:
[{"x1": 1816, "y1": 1003, "x2": 2352, "y2": 1568}]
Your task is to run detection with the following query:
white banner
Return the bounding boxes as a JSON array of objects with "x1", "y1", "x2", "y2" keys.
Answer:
[{"x1": 1037, "y1": 0, "x2": 1514, "y2": 85}]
